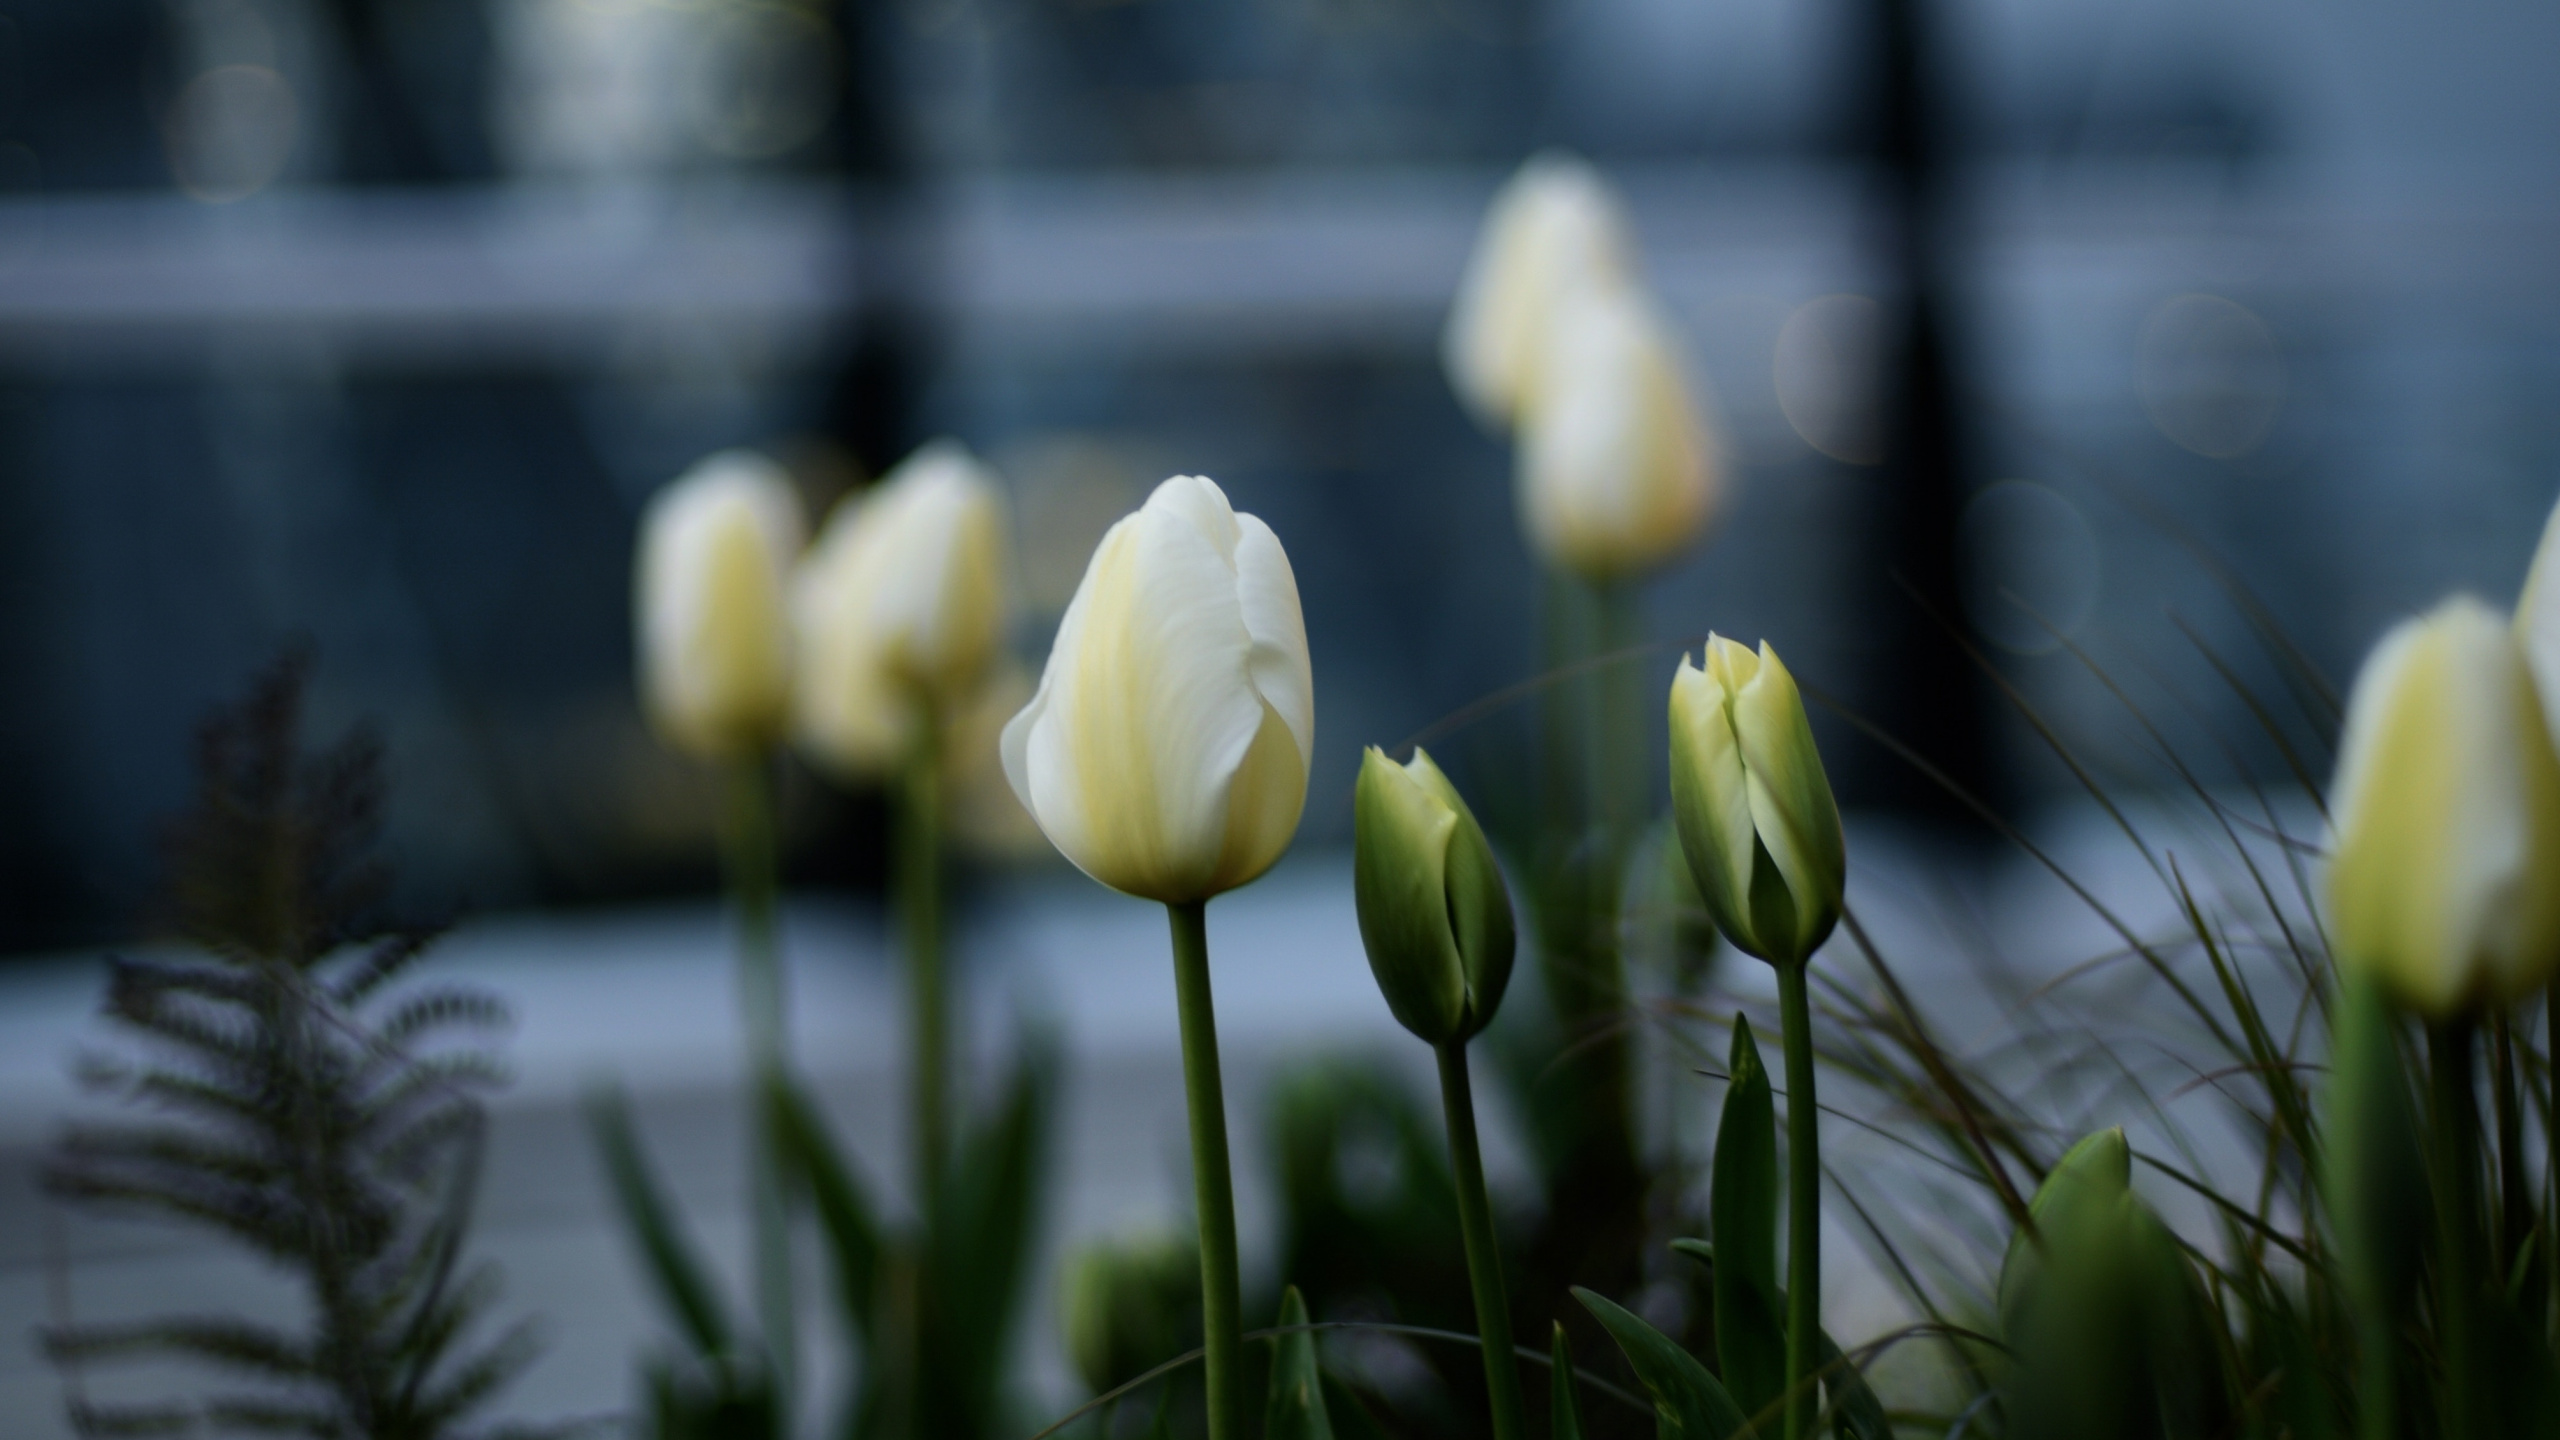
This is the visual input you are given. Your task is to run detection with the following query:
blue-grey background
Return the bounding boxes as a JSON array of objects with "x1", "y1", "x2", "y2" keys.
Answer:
[{"x1": 0, "y1": 0, "x2": 2556, "y2": 950}]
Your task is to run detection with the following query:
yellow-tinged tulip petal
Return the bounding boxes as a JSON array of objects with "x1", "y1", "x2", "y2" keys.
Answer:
[
  {"x1": 1668, "y1": 634, "x2": 1844, "y2": 966},
  {"x1": 792, "y1": 439, "x2": 1012, "y2": 778},
  {"x1": 635, "y1": 449, "x2": 802, "y2": 759},
  {"x1": 1442, "y1": 150, "x2": 1637, "y2": 432},
  {"x1": 2328, "y1": 595, "x2": 2560, "y2": 1015},
  {"x1": 1001, "y1": 475, "x2": 1315, "y2": 904},
  {"x1": 1517, "y1": 278, "x2": 1721, "y2": 580}
]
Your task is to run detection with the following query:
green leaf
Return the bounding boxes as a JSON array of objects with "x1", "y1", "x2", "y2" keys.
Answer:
[
  {"x1": 919, "y1": 1034, "x2": 1058, "y2": 1432},
  {"x1": 1264, "y1": 1286, "x2": 1336, "y2": 1440},
  {"x1": 1319, "y1": 1373, "x2": 1395, "y2": 1440},
  {"x1": 1812, "y1": 1328, "x2": 1889, "y2": 1440},
  {"x1": 763, "y1": 1072, "x2": 883, "y2": 1344},
  {"x1": 1575, "y1": 1287, "x2": 1755, "y2": 1439},
  {"x1": 1550, "y1": 1322, "x2": 1585, "y2": 1440},
  {"x1": 585, "y1": 1086, "x2": 732, "y2": 1359},
  {"x1": 1708, "y1": 1017, "x2": 1784, "y2": 1421},
  {"x1": 1669, "y1": 1242, "x2": 1888, "y2": 1440}
]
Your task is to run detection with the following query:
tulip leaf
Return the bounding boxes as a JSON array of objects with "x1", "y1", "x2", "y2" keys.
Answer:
[
  {"x1": 927, "y1": 1032, "x2": 1057, "y2": 1413},
  {"x1": 764, "y1": 1071, "x2": 884, "y2": 1344},
  {"x1": 1669, "y1": 1241, "x2": 1888, "y2": 1440},
  {"x1": 1708, "y1": 1018, "x2": 1785, "y2": 1420},
  {"x1": 1320, "y1": 1373, "x2": 1395, "y2": 1440},
  {"x1": 1264, "y1": 1286, "x2": 1336, "y2": 1440},
  {"x1": 1550, "y1": 1322, "x2": 1585, "y2": 1440},
  {"x1": 1574, "y1": 1287, "x2": 1754, "y2": 1439},
  {"x1": 586, "y1": 1085, "x2": 733, "y2": 1360}
]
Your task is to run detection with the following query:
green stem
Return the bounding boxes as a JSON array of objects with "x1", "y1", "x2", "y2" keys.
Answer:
[
  {"x1": 1435, "y1": 1042, "x2": 1529, "y2": 1440},
  {"x1": 1167, "y1": 901, "x2": 1243, "y2": 1440},
  {"x1": 1775, "y1": 960, "x2": 1821, "y2": 1440},
  {"x1": 2493, "y1": 1012, "x2": 2529, "y2": 1284},
  {"x1": 901, "y1": 715, "x2": 948, "y2": 1217},
  {"x1": 1590, "y1": 578, "x2": 1645, "y2": 862},
  {"x1": 2427, "y1": 1020, "x2": 2482, "y2": 1440},
  {"x1": 723, "y1": 752, "x2": 794, "y2": 1416}
]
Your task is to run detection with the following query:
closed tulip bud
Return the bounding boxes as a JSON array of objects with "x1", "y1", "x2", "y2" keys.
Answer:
[
  {"x1": 1668, "y1": 636, "x2": 1844, "y2": 967},
  {"x1": 2327, "y1": 595, "x2": 2560, "y2": 1016},
  {"x1": 1001, "y1": 475, "x2": 1315, "y2": 904},
  {"x1": 634, "y1": 450, "x2": 803, "y2": 759},
  {"x1": 1354, "y1": 747, "x2": 1516, "y2": 1045},
  {"x1": 1443, "y1": 150, "x2": 1637, "y2": 432},
  {"x1": 1997, "y1": 1128, "x2": 2233, "y2": 1440},
  {"x1": 792, "y1": 439, "x2": 1011, "y2": 778},
  {"x1": 2516, "y1": 491, "x2": 2560, "y2": 733},
  {"x1": 1517, "y1": 278, "x2": 1720, "y2": 580}
]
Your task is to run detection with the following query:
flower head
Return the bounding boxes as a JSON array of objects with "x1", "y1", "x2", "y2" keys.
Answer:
[
  {"x1": 1001, "y1": 476, "x2": 1314, "y2": 904},
  {"x1": 634, "y1": 450, "x2": 802, "y2": 759}
]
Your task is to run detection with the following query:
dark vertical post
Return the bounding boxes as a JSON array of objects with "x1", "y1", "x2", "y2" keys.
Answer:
[
  {"x1": 827, "y1": 0, "x2": 931, "y2": 481},
  {"x1": 1846, "y1": 0, "x2": 1997, "y2": 820}
]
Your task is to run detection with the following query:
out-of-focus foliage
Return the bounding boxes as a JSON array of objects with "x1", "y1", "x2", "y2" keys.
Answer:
[{"x1": 41, "y1": 653, "x2": 567, "y2": 1440}]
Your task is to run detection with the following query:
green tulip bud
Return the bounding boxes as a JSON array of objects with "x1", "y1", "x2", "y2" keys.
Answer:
[
  {"x1": 1667, "y1": 635, "x2": 1845, "y2": 967},
  {"x1": 1353, "y1": 746, "x2": 1517, "y2": 1045},
  {"x1": 1998, "y1": 1128, "x2": 2234, "y2": 1440}
]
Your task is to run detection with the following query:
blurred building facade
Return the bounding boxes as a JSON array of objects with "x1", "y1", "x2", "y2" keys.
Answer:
[{"x1": 3, "y1": 0, "x2": 2559, "y2": 949}]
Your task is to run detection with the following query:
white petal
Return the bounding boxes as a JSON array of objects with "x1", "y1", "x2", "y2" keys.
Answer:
[{"x1": 1233, "y1": 512, "x2": 1315, "y2": 770}]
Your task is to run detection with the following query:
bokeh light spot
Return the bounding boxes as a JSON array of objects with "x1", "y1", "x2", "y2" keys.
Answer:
[
  {"x1": 1774, "y1": 293, "x2": 1882, "y2": 465},
  {"x1": 1961, "y1": 479, "x2": 2102, "y2": 654},
  {"x1": 2137, "y1": 292, "x2": 2285, "y2": 459}
]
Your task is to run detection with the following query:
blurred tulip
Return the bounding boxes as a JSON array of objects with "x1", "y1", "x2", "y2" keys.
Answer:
[
  {"x1": 2514, "y1": 492, "x2": 2560, "y2": 733},
  {"x1": 1667, "y1": 635, "x2": 1844, "y2": 967},
  {"x1": 792, "y1": 439, "x2": 1012, "y2": 778},
  {"x1": 943, "y1": 658, "x2": 1048, "y2": 860},
  {"x1": 634, "y1": 449, "x2": 802, "y2": 759},
  {"x1": 2328, "y1": 596, "x2": 2560, "y2": 1016},
  {"x1": 1001, "y1": 475, "x2": 1314, "y2": 904},
  {"x1": 1353, "y1": 747, "x2": 1516, "y2": 1045},
  {"x1": 1442, "y1": 150, "x2": 1636, "y2": 432},
  {"x1": 1517, "y1": 278, "x2": 1720, "y2": 580}
]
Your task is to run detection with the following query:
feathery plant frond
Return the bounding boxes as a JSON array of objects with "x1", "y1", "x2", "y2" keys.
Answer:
[{"x1": 42, "y1": 652, "x2": 572, "y2": 1440}]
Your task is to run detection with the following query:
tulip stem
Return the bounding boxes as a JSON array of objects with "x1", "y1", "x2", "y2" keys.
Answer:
[
  {"x1": 2426, "y1": 1020, "x2": 2482, "y2": 1440},
  {"x1": 902, "y1": 718, "x2": 948, "y2": 1217},
  {"x1": 1435, "y1": 1041, "x2": 1529, "y2": 1440},
  {"x1": 1591, "y1": 578, "x2": 1644, "y2": 855},
  {"x1": 723, "y1": 752, "x2": 794, "y2": 1418},
  {"x1": 1775, "y1": 959, "x2": 1821, "y2": 1440},
  {"x1": 1166, "y1": 901, "x2": 1244, "y2": 1440}
]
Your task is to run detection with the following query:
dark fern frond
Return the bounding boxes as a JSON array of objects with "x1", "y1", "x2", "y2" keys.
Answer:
[
  {"x1": 45, "y1": 653, "x2": 555, "y2": 1440},
  {"x1": 63, "y1": 1401, "x2": 201, "y2": 1437},
  {"x1": 373, "y1": 990, "x2": 510, "y2": 1051},
  {"x1": 333, "y1": 928, "x2": 450, "y2": 1009},
  {"x1": 45, "y1": 1317, "x2": 315, "y2": 1379}
]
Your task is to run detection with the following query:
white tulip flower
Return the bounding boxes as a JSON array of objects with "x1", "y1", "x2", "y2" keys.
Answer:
[
  {"x1": 1517, "y1": 278, "x2": 1721, "y2": 580},
  {"x1": 1001, "y1": 475, "x2": 1314, "y2": 904},
  {"x1": 2329, "y1": 595, "x2": 2560, "y2": 1016},
  {"x1": 635, "y1": 449, "x2": 803, "y2": 759},
  {"x1": 1443, "y1": 150, "x2": 1636, "y2": 432},
  {"x1": 793, "y1": 440, "x2": 1011, "y2": 778}
]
